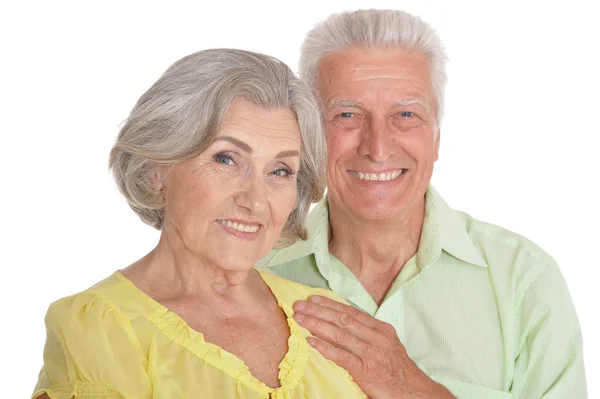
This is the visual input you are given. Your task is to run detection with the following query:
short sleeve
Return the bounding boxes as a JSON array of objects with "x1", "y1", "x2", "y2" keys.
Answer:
[
  {"x1": 32, "y1": 293, "x2": 151, "y2": 399},
  {"x1": 512, "y1": 260, "x2": 587, "y2": 398}
]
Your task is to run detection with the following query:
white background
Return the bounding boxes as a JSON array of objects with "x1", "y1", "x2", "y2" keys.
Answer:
[{"x1": 1, "y1": 0, "x2": 598, "y2": 397}]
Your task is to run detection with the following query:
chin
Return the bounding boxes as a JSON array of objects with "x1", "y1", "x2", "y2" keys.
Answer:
[
  {"x1": 214, "y1": 253, "x2": 261, "y2": 271},
  {"x1": 350, "y1": 195, "x2": 413, "y2": 221}
]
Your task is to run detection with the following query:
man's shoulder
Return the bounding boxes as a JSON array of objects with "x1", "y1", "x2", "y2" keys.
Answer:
[
  {"x1": 256, "y1": 216, "x2": 325, "y2": 270},
  {"x1": 256, "y1": 249, "x2": 329, "y2": 290},
  {"x1": 454, "y1": 209, "x2": 557, "y2": 280},
  {"x1": 460, "y1": 210, "x2": 552, "y2": 259}
]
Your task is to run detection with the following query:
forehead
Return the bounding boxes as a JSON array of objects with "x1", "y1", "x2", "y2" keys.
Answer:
[
  {"x1": 317, "y1": 47, "x2": 433, "y2": 108},
  {"x1": 218, "y1": 100, "x2": 301, "y2": 147}
]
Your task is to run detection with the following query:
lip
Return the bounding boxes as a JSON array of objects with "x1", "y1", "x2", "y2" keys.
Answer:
[{"x1": 216, "y1": 218, "x2": 262, "y2": 240}]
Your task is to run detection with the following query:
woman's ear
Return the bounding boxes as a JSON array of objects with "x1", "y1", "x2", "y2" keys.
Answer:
[{"x1": 151, "y1": 169, "x2": 163, "y2": 191}]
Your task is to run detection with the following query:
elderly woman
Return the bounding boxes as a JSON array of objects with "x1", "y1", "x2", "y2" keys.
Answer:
[{"x1": 32, "y1": 49, "x2": 366, "y2": 399}]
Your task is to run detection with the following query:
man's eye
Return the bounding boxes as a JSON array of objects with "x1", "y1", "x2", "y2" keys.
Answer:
[
  {"x1": 340, "y1": 112, "x2": 354, "y2": 118},
  {"x1": 401, "y1": 111, "x2": 414, "y2": 117},
  {"x1": 215, "y1": 154, "x2": 234, "y2": 165}
]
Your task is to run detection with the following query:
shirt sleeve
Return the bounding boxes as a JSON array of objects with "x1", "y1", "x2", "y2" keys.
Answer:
[
  {"x1": 512, "y1": 259, "x2": 587, "y2": 398},
  {"x1": 32, "y1": 293, "x2": 151, "y2": 399}
]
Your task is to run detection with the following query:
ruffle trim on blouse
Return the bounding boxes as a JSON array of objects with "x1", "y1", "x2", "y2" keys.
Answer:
[
  {"x1": 148, "y1": 303, "x2": 309, "y2": 396},
  {"x1": 33, "y1": 381, "x2": 121, "y2": 398},
  {"x1": 114, "y1": 271, "x2": 310, "y2": 397}
]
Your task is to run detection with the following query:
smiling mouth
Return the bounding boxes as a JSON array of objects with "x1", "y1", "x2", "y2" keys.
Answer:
[
  {"x1": 217, "y1": 220, "x2": 260, "y2": 233},
  {"x1": 348, "y1": 169, "x2": 405, "y2": 182}
]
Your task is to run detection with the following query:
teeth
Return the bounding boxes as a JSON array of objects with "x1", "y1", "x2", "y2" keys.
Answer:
[
  {"x1": 218, "y1": 220, "x2": 259, "y2": 233},
  {"x1": 351, "y1": 169, "x2": 403, "y2": 181}
]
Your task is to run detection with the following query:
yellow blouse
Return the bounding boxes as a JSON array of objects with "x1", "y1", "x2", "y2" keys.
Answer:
[{"x1": 33, "y1": 270, "x2": 367, "y2": 399}]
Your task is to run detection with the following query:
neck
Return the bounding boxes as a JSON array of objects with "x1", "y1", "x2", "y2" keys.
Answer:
[
  {"x1": 124, "y1": 228, "x2": 265, "y2": 313},
  {"x1": 328, "y1": 197, "x2": 425, "y2": 299}
]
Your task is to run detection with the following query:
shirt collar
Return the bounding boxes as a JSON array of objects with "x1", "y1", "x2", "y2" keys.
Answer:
[
  {"x1": 426, "y1": 186, "x2": 488, "y2": 268},
  {"x1": 266, "y1": 196, "x2": 332, "y2": 277},
  {"x1": 266, "y1": 186, "x2": 487, "y2": 274}
]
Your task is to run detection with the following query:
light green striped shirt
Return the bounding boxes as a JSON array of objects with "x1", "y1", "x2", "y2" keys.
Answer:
[{"x1": 257, "y1": 187, "x2": 586, "y2": 398}]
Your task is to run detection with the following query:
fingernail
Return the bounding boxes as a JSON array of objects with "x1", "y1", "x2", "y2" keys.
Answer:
[
  {"x1": 306, "y1": 337, "x2": 316, "y2": 346},
  {"x1": 308, "y1": 296, "x2": 321, "y2": 303},
  {"x1": 294, "y1": 313, "x2": 305, "y2": 322},
  {"x1": 294, "y1": 301, "x2": 306, "y2": 310}
]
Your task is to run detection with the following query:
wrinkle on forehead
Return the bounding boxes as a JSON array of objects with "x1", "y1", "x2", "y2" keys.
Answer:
[
  {"x1": 217, "y1": 105, "x2": 302, "y2": 155},
  {"x1": 318, "y1": 49, "x2": 436, "y2": 118},
  {"x1": 348, "y1": 65, "x2": 424, "y2": 81},
  {"x1": 319, "y1": 48, "x2": 432, "y2": 85},
  {"x1": 219, "y1": 127, "x2": 301, "y2": 157}
]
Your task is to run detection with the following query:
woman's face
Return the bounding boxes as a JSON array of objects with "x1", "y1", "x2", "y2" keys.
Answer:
[{"x1": 160, "y1": 100, "x2": 301, "y2": 271}]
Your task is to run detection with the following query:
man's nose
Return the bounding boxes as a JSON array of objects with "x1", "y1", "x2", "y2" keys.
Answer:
[{"x1": 357, "y1": 119, "x2": 395, "y2": 162}]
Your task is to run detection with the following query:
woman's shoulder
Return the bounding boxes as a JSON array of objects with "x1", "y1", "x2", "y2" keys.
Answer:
[
  {"x1": 45, "y1": 271, "x2": 154, "y2": 330},
  {"x1": 36, "y1": 273, "x2": 153, "y2": 399},
  {"x1": 258, "y1": 269, "x2": 347, "y2": 305}
]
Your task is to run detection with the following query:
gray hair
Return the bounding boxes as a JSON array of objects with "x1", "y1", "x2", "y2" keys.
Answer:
[
  {"x1": 109, "y1": 49, "x2": 326, "y2": 247},
  {"x1": 299, "y1": 9, "x2": 448, "y2": 125}
]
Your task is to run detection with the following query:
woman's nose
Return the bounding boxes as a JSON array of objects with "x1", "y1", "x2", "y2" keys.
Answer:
[{"x1": 234, "y1": 173, "x2": 268, "y2": 214}]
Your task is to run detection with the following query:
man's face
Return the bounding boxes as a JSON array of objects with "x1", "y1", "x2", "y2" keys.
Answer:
[{"x1": 317, "y1": 47, "x2": 440, "y2": 221}]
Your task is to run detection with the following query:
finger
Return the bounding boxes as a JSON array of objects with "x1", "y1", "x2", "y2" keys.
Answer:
[
  {"x1": 293, "y1": 299, "x2": 376, "y2": 342},
  {"x1": 306, "y1": 336, "x2": 363, "y2": 374},
  {"x1": 293, "y1": 313, "x2": 371, "y2": 357},
  {"x1": 306, "y1": 295, "x2": 379, "y2": 328}
]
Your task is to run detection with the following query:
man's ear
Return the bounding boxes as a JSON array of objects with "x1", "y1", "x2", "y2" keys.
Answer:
[{"x1": 434, "y1": 128, "x2": 441, "y2": 161}]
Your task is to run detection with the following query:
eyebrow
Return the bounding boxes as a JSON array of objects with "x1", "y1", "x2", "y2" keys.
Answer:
[
  {"x1": 215, "y1": 136, "x2": 252, "y2": 153},
  {"x1": 216, "y1": 136, "x2": 299, "y2": 159},
  {"x1": 327, "y1": 100, "x2": 364, "y2": 111},
  {"x1": 275, "y1": 150, "x2": 300, "y2": 158},
  {"x1": 392, "y1": 99, "x2": 427, "y2": 108},
  {"x1": 327, "y1": 99, "x2": 428, "y2": 111}
]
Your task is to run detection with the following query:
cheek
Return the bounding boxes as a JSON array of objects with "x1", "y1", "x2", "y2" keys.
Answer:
[
  {"x1": 269, "y1": 185, "x2": 298, "y2": 226},
  {"x1": 165, "y1": 171, "x2": 231, "y2": 223},
  {"x1": 400, "y1": 129, "x2": 437, "y2": 160},
  {"x1": 166, "y1": 186, "x2": 207, "y2": 227},
  {"x1": 327, "y1": 127, "x2": 360, "y2": 164}
]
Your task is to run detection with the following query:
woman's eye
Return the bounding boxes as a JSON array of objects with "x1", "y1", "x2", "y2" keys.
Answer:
[
  {"x1": 272, "y1": 168, "x2": 293, "y2": 177},
  {"x1": 215, "y1": 154, "x2": 234, "y2": 165},
  {"x1": 401, "y1": 111, "x2": 414, "y2": 117}
]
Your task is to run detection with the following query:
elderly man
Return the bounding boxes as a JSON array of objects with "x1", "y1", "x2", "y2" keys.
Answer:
[{"x1": 258, "y1": 9, "x2": 587, "y2": 399}]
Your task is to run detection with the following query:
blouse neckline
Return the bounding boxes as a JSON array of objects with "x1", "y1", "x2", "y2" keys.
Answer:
[{"x1": 112, "y1": 270, "x2": 309, "y2": 396}]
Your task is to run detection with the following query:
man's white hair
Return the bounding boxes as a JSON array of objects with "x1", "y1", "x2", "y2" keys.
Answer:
[{"x1": 299, "y1": 9, "x2": 448, "y2": 125}]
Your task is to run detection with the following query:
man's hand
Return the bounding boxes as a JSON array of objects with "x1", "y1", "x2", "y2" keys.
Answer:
[{"x1": 293, "y1": 295, "x2": 454, "y2": 399}]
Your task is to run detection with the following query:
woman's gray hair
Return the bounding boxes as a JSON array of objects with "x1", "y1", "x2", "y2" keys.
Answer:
[
  {"x1": 299, "y1": 9, "x2": 448, "y2": 125},
  {"x1": 110, "y1": 49, "x2": 326, "y2": 247}
]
